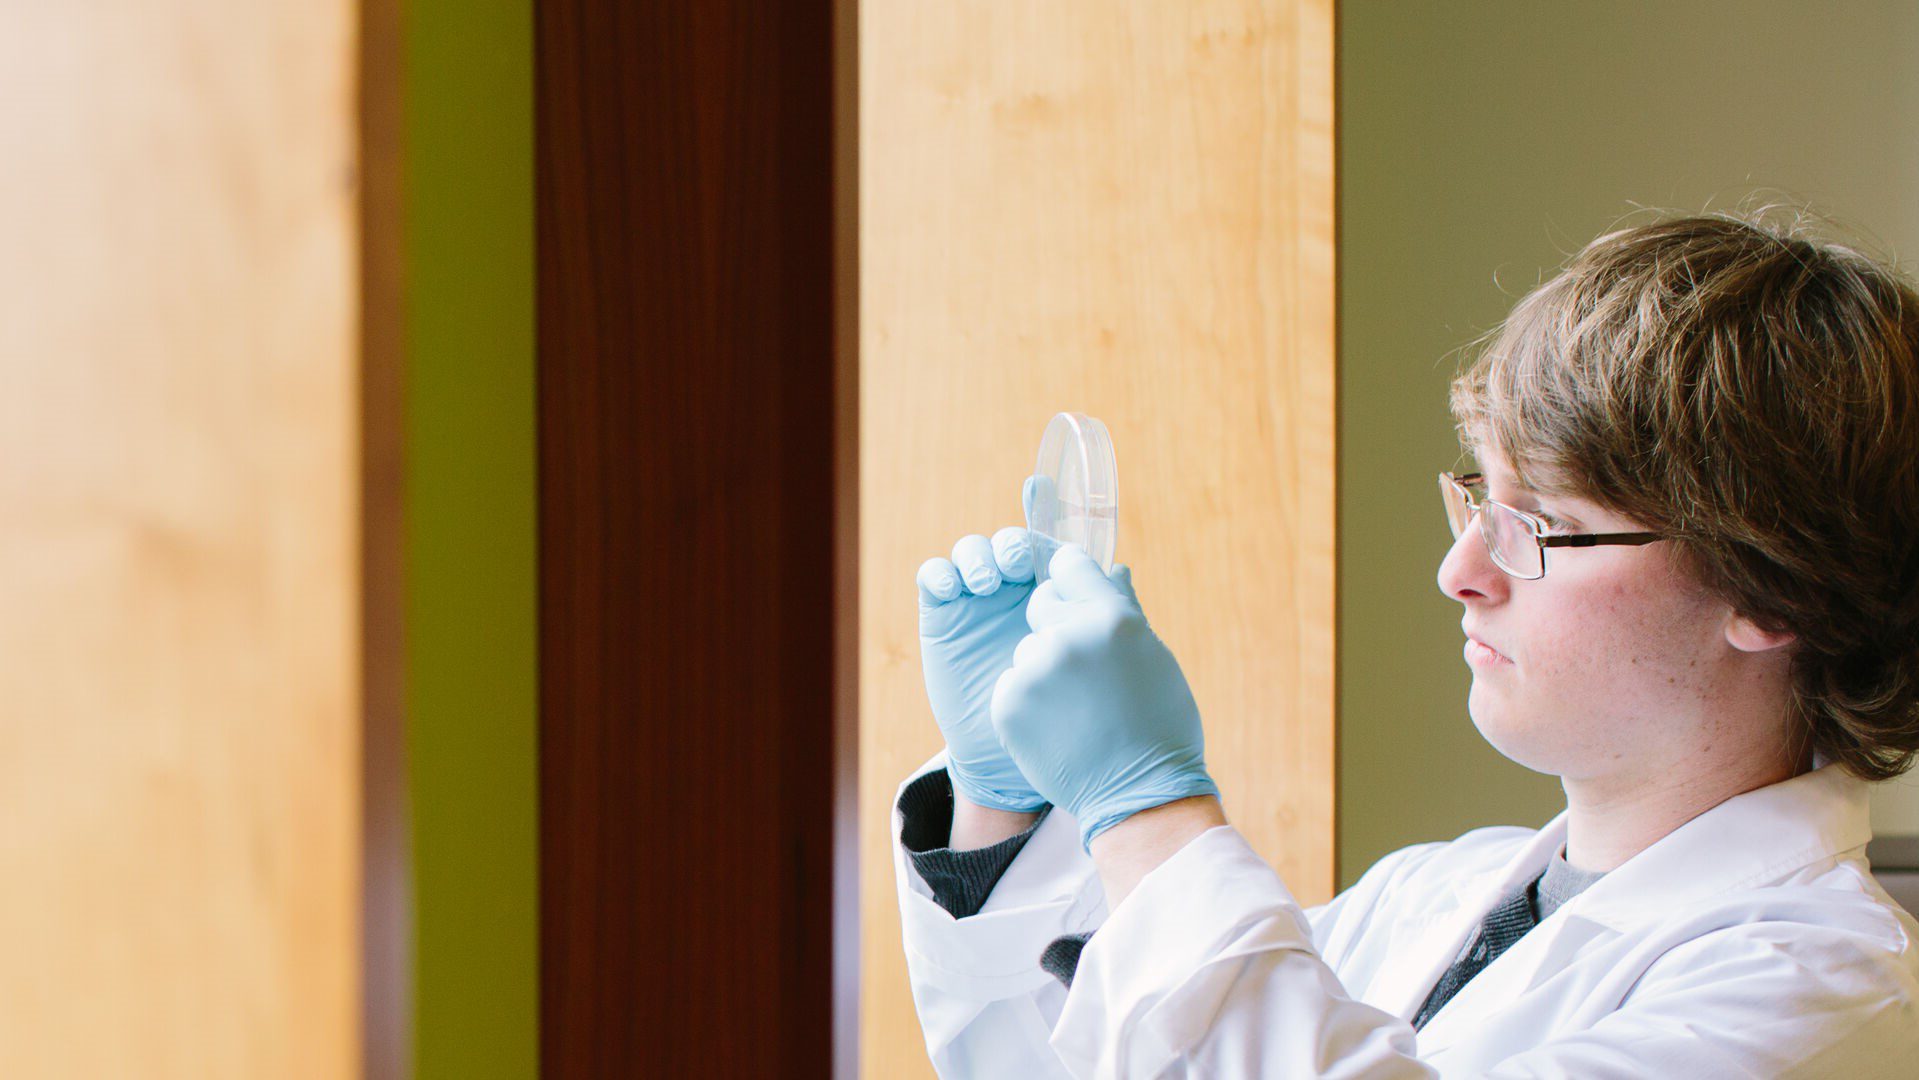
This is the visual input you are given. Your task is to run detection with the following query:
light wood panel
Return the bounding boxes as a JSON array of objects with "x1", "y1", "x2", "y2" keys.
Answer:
[
  {"x1": 860, "y1": 2, "x2": 1336, "y2": 1075},
  {"x1": 0, "y1": 4, "x2": 361, "y2": 1076}
]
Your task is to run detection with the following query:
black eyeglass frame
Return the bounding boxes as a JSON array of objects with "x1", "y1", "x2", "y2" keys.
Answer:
[{"x1": 1439, "y1": 471, "x2": 1664, "y2": 580}]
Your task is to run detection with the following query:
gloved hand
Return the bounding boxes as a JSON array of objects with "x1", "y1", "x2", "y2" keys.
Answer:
[
  {"x1": 918, "y1": 526, "x2": 1048, "y2": 812},
  {"x1": 990, "y1": 544, "x2": 1219, "y2": 849}
]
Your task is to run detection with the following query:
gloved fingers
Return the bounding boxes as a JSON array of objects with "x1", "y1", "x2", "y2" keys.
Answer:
[
  {"x1": 991, "y1": 526, "x2": 1035, "y2": 583},
  {"x1": 993, "y1": 635, "x2": 1059, "y2": 734},
  {"x1": 916, "y1": 557, "x2": 964, "y2": 608},
  {"x1": 1047, "y1": 543, "x2": 1120, "y2": 602},
  {"x1": 1108, "y1": 564, "x2": 1138, "y2": 606},
  {"x1": 950, "y1": 534, "x2": 1002, "y2": 596},
  {"x1": 1026, "y1": 578, "x2": 1069, "y2": 631},
  {"x1": 990, "y1": 668, "x2": 1020, "y2": 737},
  {"x1": 1021, "y1": 474, "x2": 1045, "y2": 521},
  {"x1": 1011, "y1": 627, "x2": 1051, "y2": 670}
]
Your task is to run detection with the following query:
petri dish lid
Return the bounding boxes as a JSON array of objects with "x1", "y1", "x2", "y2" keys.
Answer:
[{"x1": 1024, "y1": 411, "x2": 1118, "y2": 584}]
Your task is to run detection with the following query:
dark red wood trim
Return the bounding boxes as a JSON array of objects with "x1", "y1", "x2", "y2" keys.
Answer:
[{"x1": 536, "y1": 2, "x2": 841, "y2": 1074}]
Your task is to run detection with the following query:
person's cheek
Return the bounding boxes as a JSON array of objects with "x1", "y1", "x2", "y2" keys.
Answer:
[{"x1": 1507, "y1": 618, "x2": 1595, "y2": 749}]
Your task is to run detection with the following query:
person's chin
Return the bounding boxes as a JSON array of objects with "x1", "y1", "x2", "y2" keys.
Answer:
[{"x1": 1466, "y1": 687, "x2": 1560, "y2": 774}]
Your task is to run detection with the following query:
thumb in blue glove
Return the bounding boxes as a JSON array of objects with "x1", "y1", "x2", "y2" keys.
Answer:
[{"x1": 990, "y1": 545, "x2": 1219, "y2": 849}]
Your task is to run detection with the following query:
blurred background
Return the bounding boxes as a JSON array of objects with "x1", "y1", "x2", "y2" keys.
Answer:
[
  {"x1": 2, "y1": 2, "x2": 1914, "y2": 1077},
  {"x1": 1338, "y1": 0, "x2": 1919, "y2": 885}
]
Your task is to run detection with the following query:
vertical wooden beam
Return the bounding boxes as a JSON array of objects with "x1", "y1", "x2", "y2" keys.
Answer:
[{"x1": 537, "y1": 1, "x2": 841, "y2": 1074}]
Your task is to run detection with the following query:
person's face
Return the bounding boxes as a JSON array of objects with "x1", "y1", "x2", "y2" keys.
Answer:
[{"x1": 1435, "y1": 447, "x2": 1746, "y2": 783}]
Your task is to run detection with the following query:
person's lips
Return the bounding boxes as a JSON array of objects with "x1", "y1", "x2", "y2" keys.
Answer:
[{"x1": 1462, "y1": 627, "x2": 1513, "y2": 666}]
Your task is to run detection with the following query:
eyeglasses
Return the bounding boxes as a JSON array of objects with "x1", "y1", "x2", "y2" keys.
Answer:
[{"x1": 1438, "y1": 472, "x2": 1663, "y2": 580}]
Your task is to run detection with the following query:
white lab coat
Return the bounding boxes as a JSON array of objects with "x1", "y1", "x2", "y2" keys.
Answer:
[{"x1": 893, "y1": 751, "x2": 1919, "y2": 1077}]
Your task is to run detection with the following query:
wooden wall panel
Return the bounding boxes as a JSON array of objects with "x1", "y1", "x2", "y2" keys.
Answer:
[
  {"x1": 860, "y1": 3, "x2": 1336, "y2": 1075},
  {"x1": 0, "y1": 4, "x2": 361, "y2": 1078}
]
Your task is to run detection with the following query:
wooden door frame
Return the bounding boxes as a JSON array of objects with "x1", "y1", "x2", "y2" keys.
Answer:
[{"x1": 536, "y1": 1, "x2": 854, "y2": 1073}]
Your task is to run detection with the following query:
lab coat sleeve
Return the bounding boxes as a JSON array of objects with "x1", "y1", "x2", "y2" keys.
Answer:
[
  {"x1": 893, "y1": 751, "x2": 1106, "y2": 1077},
  {"x1": 1049, "y1": 823, "x2": 1438, "y2": 1078},
  {"x1": 1048, "y1": 819, "x2": 1919, "y2": 1078},
  {"x1": 1480, "y1": 913, "x2": 1919, "y2": 1079}
]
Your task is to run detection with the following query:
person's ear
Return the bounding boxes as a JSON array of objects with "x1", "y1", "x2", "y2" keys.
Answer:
[{"x1": 1725, "y1": 612, "x2": 1796, "y2": 654}]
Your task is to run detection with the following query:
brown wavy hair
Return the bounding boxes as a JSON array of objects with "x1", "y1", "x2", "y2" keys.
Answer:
[{"x1": 1450, "y1": 208, "x2": 1919, "y2": 781}]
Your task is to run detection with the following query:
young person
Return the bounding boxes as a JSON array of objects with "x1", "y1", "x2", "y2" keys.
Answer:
[{"x1": 896, "y1": 211, "x2": 1919, "y2": 1076}]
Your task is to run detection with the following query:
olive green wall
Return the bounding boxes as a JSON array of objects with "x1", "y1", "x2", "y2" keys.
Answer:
[
  {"x1": 404, "y1": 0, "x2": 537, "y2": 1075},
  {"x1": 1338, "y1": 0, "x2": 1919, "y2": 888}
]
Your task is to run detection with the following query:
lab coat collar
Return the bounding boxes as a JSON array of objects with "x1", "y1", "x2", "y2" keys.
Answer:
[
  {"x1": 1389, "y1": 757, "x2": 1873, "y2": 1041},
  {"x1": 1394, "y1": 758, "x2": 1874, "y2": 1051},
  {"x1": 1360, "y1": 825, "x2": 1570, "y2": 1024},
  {"x1": 1453, "y1": 756, "x2": 1872, "y2": 933}
]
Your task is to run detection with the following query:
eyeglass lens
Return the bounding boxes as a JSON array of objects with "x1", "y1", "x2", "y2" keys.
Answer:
[{"x1": 1439, "y1": 475, "x2": 1544, "y2": 579}]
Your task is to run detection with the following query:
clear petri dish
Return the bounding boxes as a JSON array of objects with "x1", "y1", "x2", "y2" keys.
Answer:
[{"x1": 1024, "y1": 411, "x2": 1118, "y2": 584}]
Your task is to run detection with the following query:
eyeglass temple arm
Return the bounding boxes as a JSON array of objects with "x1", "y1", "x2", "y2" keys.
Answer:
[{"x1": 1541, "y1": 532, "x2": 1663, "y2": 548}]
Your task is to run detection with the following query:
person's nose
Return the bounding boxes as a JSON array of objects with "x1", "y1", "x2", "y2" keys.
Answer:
[{"x1": 1436, "y1": 515, "x2": 1508, "y2": 605}]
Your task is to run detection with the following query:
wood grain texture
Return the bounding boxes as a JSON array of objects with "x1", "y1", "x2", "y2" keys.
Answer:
[
  {"x1": 859, "y1": 3, "x2": 1336, "y2": 1075},
  {"x1": 0, "y1": 3, "x2": 361, "y2": 1076},
  {"x1": 537, "y1": 1, "x2": 840, "y2": 1075}
]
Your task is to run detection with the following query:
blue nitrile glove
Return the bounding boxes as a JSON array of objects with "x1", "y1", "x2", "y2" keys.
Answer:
[
  {"x1": 918, "y1": 526, "x2": 1048, "y2": 812},
  {"x1": 990, "y1": 544, "x2": 1219, "y2": 849}
]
